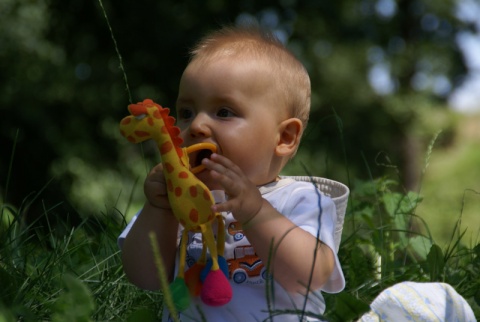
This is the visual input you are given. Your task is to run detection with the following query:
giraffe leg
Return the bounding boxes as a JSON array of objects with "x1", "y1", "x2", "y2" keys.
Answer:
[
  {"x1": 199, "y1": 237, "x2": 208, "y2": 264},
  {"x1": 169, "y1": 230, "x2": 190, "y2": 311},
  {"x1": 202, "y1": 224, "x2": 220, "y2": 270},
  {"x1": 200, "y1": 224, "x2": 232, "y2": 306},
  {"x1": 216, "y1": 213, "x2": 225, "y2": 255},
  {"x1": 214, "y1": 215, "x2": 229, "y2": 279},
  {"x1": 200, "y1": 215, "x2": 229, "y2": 281},
  {"x1": 184, "y1": 235, "x2": 207, "y2": 297},
  {"x1": 177, "y1": 230, "x2": 188, "y2": 279}
]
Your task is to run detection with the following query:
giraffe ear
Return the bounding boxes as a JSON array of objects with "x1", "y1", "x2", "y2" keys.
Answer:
[{"x1": 275, "y1": 118, "x2": 302, "y2": 157}]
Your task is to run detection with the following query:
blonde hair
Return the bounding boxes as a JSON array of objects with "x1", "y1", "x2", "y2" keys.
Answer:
[{"x1": 189, "y1": 24, "x2": 311, "y2": 131}]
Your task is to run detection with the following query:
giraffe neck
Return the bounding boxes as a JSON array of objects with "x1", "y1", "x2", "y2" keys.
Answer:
[{"x1": 154, "y1": 118, "x2": 187, "y2": 176}]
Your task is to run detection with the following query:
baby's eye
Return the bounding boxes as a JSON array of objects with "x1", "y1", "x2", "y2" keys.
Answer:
[
  {"x1": 178, "y1": 108, "x2": 194, "y2": 120},
  {"x1": 216, "y1": 108, "x2": 235, "y2": 118}
]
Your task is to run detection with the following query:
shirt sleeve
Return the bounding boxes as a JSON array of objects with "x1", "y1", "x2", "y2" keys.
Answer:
[
  {"x1": 117, "y1": 211, "x2": 140, "y2": 250},
  {"x1": 275, "y1": 183, "x2": 346, "y2": 293}
]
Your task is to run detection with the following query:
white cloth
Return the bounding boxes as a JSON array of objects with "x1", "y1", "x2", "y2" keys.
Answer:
[
  {"x1": 358, "y1": 282, "x2": 476, "y2": 322},
  {"x1": 119, "y1": 177, "x2": 346, "y2": 322}
]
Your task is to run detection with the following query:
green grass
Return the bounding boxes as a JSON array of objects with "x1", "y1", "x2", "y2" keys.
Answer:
[
  {"x1": 418, "y1": 115, "x2": 480, "y2": 245},
  {"x1": 1, "y1": 173, "x2": 479, "y2": 321},
  {"x1": 0, "y1": 198, "x2": 163, "y2": 321},
  {"x1": 416, "y1": 114, "x2": 480, "y2": 246}
]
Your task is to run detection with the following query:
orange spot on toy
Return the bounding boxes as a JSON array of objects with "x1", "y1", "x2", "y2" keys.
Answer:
[
  {"x1": 135, "y1": 130, "x2": 150, "y2": 137},
  {"x1": 161, "y1": 141, "x2": 173, "y2": 154},
  {"x1": 189, "y1": 209, "x2": 199, "y2": 223},
  {"x1": 175, "y1": 187, "x2": 182, "y2": 197},
  {"x1": 189, "y1": 186, "x2": 198, "y2": 198},
  {"x1": 153, "y1": 109, "x2": 162, "y2": 119},
  {"x1": 165, "y1": 162, "x2": 174, "y2": 173},
  {"x1": 203, "y1": 190, "x2": 210, "y2": 200}
]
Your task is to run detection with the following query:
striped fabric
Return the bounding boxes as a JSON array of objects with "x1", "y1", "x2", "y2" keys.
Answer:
[{"x1": 359, "y1": 282, "x2": 476, "y2": 322}]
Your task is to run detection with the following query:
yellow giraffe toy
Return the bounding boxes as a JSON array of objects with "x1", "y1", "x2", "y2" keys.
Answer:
[{"x1": 119, "y1": 99, "x2": 232, "y2": 310}]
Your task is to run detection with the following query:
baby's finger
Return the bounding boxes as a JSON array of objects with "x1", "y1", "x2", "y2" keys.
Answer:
[
  {"x1": 212, "y1": 199, "x2": 237, "y2": 214},
  {"x1": 210, "y1": 168, "x2": 240, "y2": 195},
  {"x1": 208, "y1": 153, "x2": 243, "y2": 176},
  {"x1": 202, "y1": 158, "x2": 235, "y2": 181},
  {"x1": 148, "y1": 163, "x2": 165, "y2": 177}
]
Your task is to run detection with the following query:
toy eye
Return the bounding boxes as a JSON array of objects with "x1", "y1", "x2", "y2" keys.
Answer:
[{"x1": 135, "y1": 114, "x2": 147, "y2": 120}]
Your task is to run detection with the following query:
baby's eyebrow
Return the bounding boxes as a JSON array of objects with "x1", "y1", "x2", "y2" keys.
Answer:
[{"x1": 176, "y1": 97, "x2": 194, "y2": 106}]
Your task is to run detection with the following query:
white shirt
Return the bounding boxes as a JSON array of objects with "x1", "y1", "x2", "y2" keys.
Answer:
[{"x1": 119, "y1": 178, "x2": 345, "y2": 322}]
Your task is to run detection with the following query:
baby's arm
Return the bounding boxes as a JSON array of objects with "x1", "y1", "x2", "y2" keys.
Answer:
[
  {"x1": 203, "y1": 154, "x2": 335, "y2": 294},
  {"x1": 121, "y1": 163, "x2": 179, "y2": 290}
]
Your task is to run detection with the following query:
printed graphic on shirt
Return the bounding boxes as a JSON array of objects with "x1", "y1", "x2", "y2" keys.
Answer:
[
  {"x1": 227, "y1": 221, "x2": 244, "y2": 241},
  {"x1": 227, "y1": 245, "x2": 268, "y2": 284},
  {"x1": 184, "y1": 219, "x2": 268, "y2": 285}
]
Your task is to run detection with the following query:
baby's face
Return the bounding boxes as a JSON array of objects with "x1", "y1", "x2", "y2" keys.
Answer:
[{"x1": 176, "y1": 56, "x2": 288, "y2": 187}]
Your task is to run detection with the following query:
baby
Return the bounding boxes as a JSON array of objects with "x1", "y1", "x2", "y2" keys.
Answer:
[{"x1": 119, "y1": 23, "x2": 347, "y2": 321}]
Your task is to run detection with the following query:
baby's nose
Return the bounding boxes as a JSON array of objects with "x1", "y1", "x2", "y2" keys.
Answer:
[{"x1": 189, "y1": 113, "x2": 211, "y2": 138}]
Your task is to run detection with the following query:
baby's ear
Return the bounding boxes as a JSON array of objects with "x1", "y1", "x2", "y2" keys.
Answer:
[{"x1": 275, "y1": 118, "x2": 303, "y2": 157}]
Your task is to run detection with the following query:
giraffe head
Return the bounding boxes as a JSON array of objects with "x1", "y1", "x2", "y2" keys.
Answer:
[
  {"x1": 120, "y1": 99, "x2": 217, "y2": 173},
  {"x1": 120, "y1": 99, "x2": 184, "y2": 156}
]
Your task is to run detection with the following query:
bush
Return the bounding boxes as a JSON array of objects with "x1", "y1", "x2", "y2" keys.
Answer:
[{"x1": 324, "y1": 177, "x2": 480, "y2": 321}]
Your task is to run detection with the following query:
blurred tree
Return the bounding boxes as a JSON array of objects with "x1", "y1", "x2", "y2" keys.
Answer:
[
  {"x1": 0, "y1": 0, "x2": 470, "y2": 222},
  {"x1": 285, "y1": 0, "x2": 467, "y2": 188}
]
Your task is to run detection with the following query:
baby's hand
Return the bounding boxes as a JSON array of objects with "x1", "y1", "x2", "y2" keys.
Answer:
[
  {"x1": 144, "y1": 163, "x2": 171, "y2": 210},
  {"x1": 202, "y1": 153, "x2": 264, "y2": 224}
]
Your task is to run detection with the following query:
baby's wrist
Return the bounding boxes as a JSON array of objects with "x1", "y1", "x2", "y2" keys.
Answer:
[
  {"x1": 240, "y1": 215, "x2": 257, "y2": 231},
  {"x1": 240, "y1": 199, "x2": 267, "y2": 230}
]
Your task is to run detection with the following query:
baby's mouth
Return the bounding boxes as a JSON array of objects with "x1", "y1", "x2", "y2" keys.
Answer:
[
  {"x1": 185, "y1": 142, "x2": 217, "y2": 173},
  {"x1": 193, "y1": 149, "x2": 213, "y2": 168}
]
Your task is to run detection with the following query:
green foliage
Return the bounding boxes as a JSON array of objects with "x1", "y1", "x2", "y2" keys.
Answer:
[
  {"x1": 325, "y1": 292, "x2": 371, "y2": 322},
  {"x1": 0, "y1": 197, "x2": 164, "y2": 321},
  {"x1": 323, "y1": 177, "x2": 480, "y2": 321},
  {"x1": 427, "y1": 244, "x2": 444, "y2": 281},
  {"x1": 51, "y1": 274, "x2": 95, "y2": 322}
]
